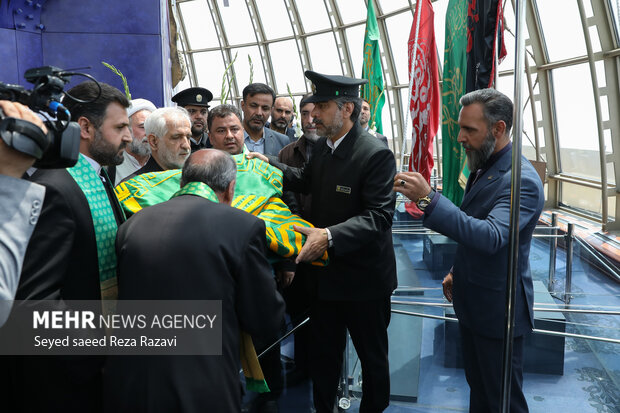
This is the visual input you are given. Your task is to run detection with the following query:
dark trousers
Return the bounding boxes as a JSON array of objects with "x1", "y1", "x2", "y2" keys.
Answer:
[
  {"x1": 310, "y1": 297, "x2": 391, "y2": 413},
  {"x1": 459, "y1": 324, "x2": 529, "y2": 413}
]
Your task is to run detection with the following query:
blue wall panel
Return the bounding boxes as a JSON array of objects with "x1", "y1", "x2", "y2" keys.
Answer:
[
  {"x1": 2, "y1": 0, "x2": 165, "y2": 108},
  {"x1": 0, "y1": 29, "x2": 20, "y2": 84},
  {"x1": 16, "y1": 31, "x2": 43, "y2": 81},
  {"x1": 42, "y1": 33, "x2": 164, "y2": 106},
  {"x1": 42, "y1": 0, "x2": 160, "y2": 35}
]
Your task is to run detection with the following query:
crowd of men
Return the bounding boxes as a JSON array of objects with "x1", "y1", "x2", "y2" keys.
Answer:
[{"x1": 0, "y1": 68, "x2": 542, "y2": 413}]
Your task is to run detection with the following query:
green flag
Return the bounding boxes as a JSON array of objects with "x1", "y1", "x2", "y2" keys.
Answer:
[
  {"x1": 361, "y1": 0, "x2": 385, "y2": 134},
  {"x1": 441, "y1": 0, "x2": 469, "y2": 205}
]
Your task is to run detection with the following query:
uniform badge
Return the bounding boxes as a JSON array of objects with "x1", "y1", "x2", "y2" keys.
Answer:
[
  {"x1": 336, "y1": 185, "x2": 351, "y2": 194},
  {"x1": 311, "y1": 83, "x2": 316, "y2": 94},
  {"x1": 196, "y1": 94, "x2": 203, "y2": 102}
]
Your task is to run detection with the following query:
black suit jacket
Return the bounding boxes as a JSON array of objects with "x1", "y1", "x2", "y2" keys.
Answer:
[
  {"x1": 273, "y1": 122, "x2": 397, "y2": 301},
  {"x1": 2, "y1": 167, "x2": 124, "y2": 412},
  {"x1": 104, "y1": 195, "x2": 285, "y2": 412},
  {"x1": 122, "y1": 156, "x2": 164, "y2": 182}
]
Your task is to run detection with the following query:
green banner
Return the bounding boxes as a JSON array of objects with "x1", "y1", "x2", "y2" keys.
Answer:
[
  {"x1": 441, "y1": 0, "x2": 469, "y2": 205},
  {"x1": 361, "y1": 0, "x2": 385, "y2": 134}
]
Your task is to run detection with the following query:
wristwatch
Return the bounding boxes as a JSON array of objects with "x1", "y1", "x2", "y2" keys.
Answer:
[{"x1": 416, "y1": 189, "x2": 435, "y2": 211}]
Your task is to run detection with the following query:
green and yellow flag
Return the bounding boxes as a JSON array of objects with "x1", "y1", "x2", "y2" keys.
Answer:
[
  {"x1": 441, "y1": 0, "x2": 469, "y2": 205},
  {"x1": 115, "y1": 154, "x2": 328, "y2": 265},
  {"x1": 361, "y1": 0, "x2": 385, "y2": 134}
]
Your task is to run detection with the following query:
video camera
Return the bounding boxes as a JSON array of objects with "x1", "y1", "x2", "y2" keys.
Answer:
[{"x1": 0, "y1": 66, "x2": 89, "y2": 169}]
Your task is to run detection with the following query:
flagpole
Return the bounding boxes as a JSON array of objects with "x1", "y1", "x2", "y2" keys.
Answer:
[
  {"x1": 500, "y1": 0, "x2": 526, "y2": 411},
  {"x1": 400, "y1": 0, "x2": 423, "y2": 172}
]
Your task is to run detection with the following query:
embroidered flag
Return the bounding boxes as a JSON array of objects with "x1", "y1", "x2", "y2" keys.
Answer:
[
  {"x1": 361, "y1": 0, "x2": 385, "y2": 134},
  {"x1": 115, "y1": 154, "x2": 328, "y2": 266},
  {"x1": 406, "y1": 0, "x2": 440, "y2": 217}
]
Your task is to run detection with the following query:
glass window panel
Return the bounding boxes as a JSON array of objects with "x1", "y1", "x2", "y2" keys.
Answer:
[
  {"x1": 600, "y1": 95, "x2": 609, "y2": 122},
  {"x1": 536, "y1": 0, "x2": 586, "y2": 61},
  {"x1": 613, "y1": 1, "x2": 620, "y2": 40},
  {"x1": 588, "y1": 26, "x2": 602, "y2": 53},
  {"x1": 218, "y1": 1, "x2": 256, "y2": 46},
  {"x1": 256, "y1": 0, "x2": 293, "y2": 39},
  {"x1": 172, "y1": 75, "x2": 192, "y2": 100},
  {"x1": 607, "y1": 162, "x2": 616, "y2": 186},
  {"x1": 306, "y1": 33, "x2": 343, "y2": 75},
  {"x1": 377, "y1": 0, "x2": 409, "y2": 14},
  {"x1": 499, "y1": 0, "x2": 516, "y2": 74},
  {"x1": 596, "y1": 60, "x2": 606, "y2": 88},
  {"x1": 604, "y1": 129, "x2": 612, "y2": 154},
  {"x1": 385, "y1": 11, "x2": 414, "y2": 85},
  {"x1": 193, "y1": 51, "x2": 227, "y2": 99},
  {"x1": 293, "y1": 0, "x2": 331, "y2": 33},
  {"x1": 345, "y1": 24, "x2": 366, "y2": 78},
  {"x1": 552, "y1": 64, "x2": 600, "y2": 180},
  {"x1": 560, "y1": 182, "x2": 606, "y2": 216},
  {"x1": 230, "y1": 46, "x2": 267, "y2": 94},
  {"x1": 583, "y1": 0, "x2": 594, "y2": 18},
  {"x1": 178, "y1": 1, "x2": 219, "y2": 50},
  {"x1": 268, "y1": 40, "x2": 307, "y2": 94},
  {"x1": 336, "y1": 0, "x2": 367, "y2": 24},
  {"x1": 432, "y1": 0, "x2": 448, "y2": 68}
]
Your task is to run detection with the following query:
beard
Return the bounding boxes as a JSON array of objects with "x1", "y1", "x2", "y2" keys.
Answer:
[
  {"x1": 302, "y1": 126, "x2": 319, "y2": 142},
  {"x1": 272, "y1": 117, "x2": 288, "y2": 129},
  {"x1": 316, "y1": 110, "x2": 344, "y2": 140},
  {"x1": 128, "y1": 136, "x2": 151, "y2": 157},
  {"x1": 465, "y1": 131, "x2": 496, "y2": 172},
  {"x1": 159, "y1": 146, "x2": 189, "y2": 170},
  {"x1": 191, "y1": 123, "x2": 205, "y2": 137},
  {"x1": 90, "y1": 129, "x2": 126, "y2": 166}
]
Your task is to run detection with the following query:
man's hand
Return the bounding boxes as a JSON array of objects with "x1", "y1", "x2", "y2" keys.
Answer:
[
  {"x1": 442, "y1": 272, "x2": 453, "y2": 303},
  {"x1": 393, "y1": 171, "x2": 431, "y2": 201},
  {"x1": 0, "y1": 101, "x2": 48, "y2": 178},
  {"x1": 276, "y1": 270, "x2": 295, "y2": 288},
  {"x1": 293, "y1": 225, "x2": 328, "y2": 264},
  {"x1": 246, "y1": 152, "x2": 269, "y2": 163}
]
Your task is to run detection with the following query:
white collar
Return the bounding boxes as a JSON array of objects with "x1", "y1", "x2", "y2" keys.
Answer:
[{"x1": 326, "y1": 131, "x2": 348, "y2": 153}]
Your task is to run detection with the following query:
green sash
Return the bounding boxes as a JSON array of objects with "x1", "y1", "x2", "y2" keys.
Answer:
[{"x1": 66, "y1": 155, "x2": 119, "y2": 310}]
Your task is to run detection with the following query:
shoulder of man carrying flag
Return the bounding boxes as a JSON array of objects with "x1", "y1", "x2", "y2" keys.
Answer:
[{"x1": 114, "y1": 154, "x2": 328, "y2": 266}]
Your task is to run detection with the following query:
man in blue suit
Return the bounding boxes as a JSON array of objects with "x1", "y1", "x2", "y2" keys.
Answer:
[
  {"x1": 395, "y1": 88, "x2": 544, "y2": 413},
  {"x1": 241, "y1": 83, "x2": 290, "y2": 157}
]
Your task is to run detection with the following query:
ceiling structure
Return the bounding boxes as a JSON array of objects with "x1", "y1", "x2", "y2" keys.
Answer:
[{"x1": 172, "y1": 0, "x2": 620, "y2": 231}]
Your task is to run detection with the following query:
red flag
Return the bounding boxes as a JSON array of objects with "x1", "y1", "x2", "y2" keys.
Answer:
[{"x1": 406, "y1": 0, "x2": 440, "y2": 217}]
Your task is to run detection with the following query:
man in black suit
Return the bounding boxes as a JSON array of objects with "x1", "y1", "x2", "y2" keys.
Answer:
[
  {"x1": 104, "y1": 149, "x2": 285, "y2": 412},
  {"x1": 123, "y1": 107, "x2": 192, "y2": 181},
  {"x1": 4, "y1": 81, "x2": 131, "y2": 412},
  {"x1": 360, "y1": 98, "x2": 388, "y2": 147},
  {"x1": 251, "y1": 71, "x2": 397, "y2": 413},
  {"x1": 171, "y1": 86, "x2": 213, "y2": 152}
]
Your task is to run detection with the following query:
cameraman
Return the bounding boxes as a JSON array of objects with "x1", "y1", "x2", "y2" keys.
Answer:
[{"x1": 0, "y1": 100, "x2": 47, "y2": 326}]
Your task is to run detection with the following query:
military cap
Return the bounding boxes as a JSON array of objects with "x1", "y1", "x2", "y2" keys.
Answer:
[
  {"x1": 304, "y1": 70, "x2": 368, "y2": 103},
  {"x1": 171, "y1": 87, "x2": 213, "y2": 107}
]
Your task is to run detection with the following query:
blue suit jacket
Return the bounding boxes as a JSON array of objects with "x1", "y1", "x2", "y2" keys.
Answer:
[
  {"x1": 424, "y1": 148, "x2": 544, "y2": 338},
  {"x1": 245, "y1": 127, "x2": 290, "y2": 157}
]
